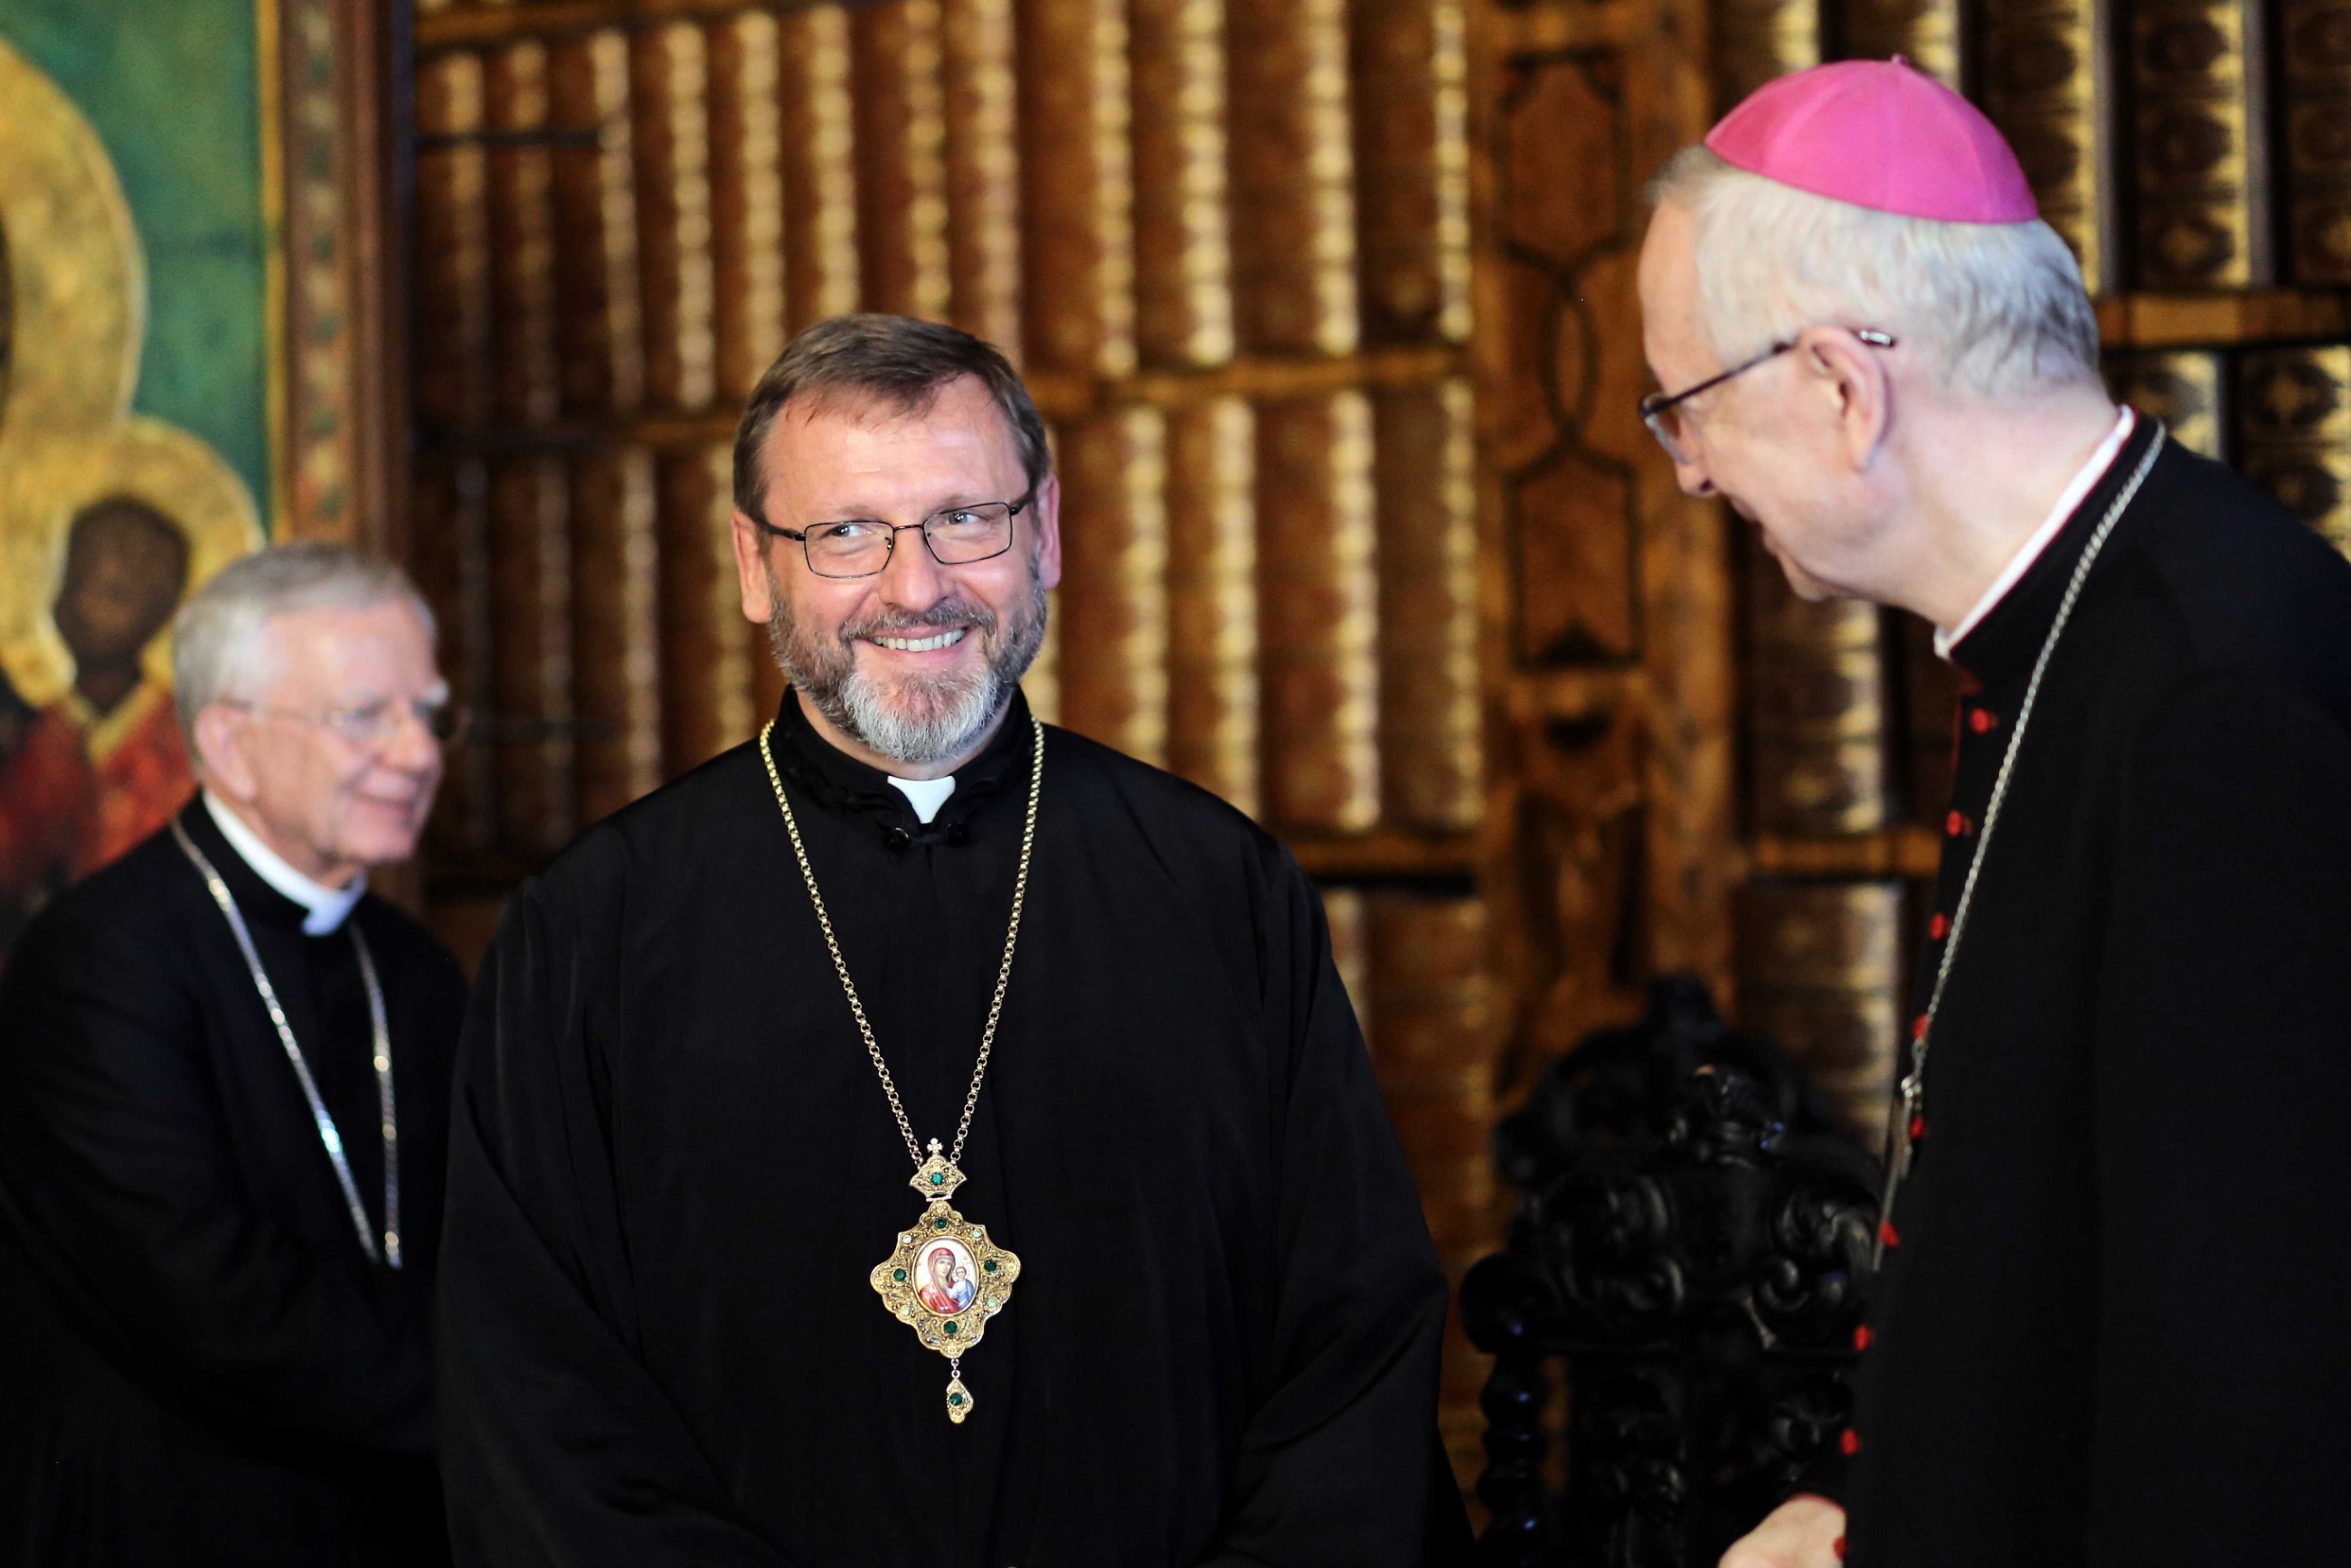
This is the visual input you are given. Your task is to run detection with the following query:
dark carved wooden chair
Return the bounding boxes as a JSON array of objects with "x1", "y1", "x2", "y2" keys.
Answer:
[{"x1": 1461, "y1": 977, "x2": 1880, "y2": 1567}]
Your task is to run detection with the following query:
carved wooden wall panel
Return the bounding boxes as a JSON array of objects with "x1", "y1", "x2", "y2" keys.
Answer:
[{"x1": 1469, "y1": 5, "x2": 1730, "y2": 1118}]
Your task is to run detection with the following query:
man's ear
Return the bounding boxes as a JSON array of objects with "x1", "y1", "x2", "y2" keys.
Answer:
[
  {"x1": 1028, "y1": 475, "x2": 1063, "y2": 593},
  {"x1": 731, "y1": 511, "x2": 778, "y2": 626},
  {"x1": 193, "y1": 705, "x2": 257, "y2": 804},
  {"x1": 1799, "y1": 326, "x2": 1893, "y2": 471}
]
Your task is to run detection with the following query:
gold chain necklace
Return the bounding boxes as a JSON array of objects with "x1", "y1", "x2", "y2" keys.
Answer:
[{"x1": 758, "y1": 714, "x2": 1042, "y2": 1424}]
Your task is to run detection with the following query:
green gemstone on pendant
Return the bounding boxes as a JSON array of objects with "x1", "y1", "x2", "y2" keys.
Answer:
[
  {"x1": 943, "y1": 1321, "x2": 958, "y2": 1336},
  {"x1": 949, "y1": 1393, "x2": 964, "y2": 1406},
  {"x1": 931, "y1": 1171, "x2": 945, "y2": 1185},
  {"x1": 934, "y1": 1217, "x2": 949, "y2": 1230},
  {"x1": 892, "y1": 1269, "x2": 907, "y2": 1281},
  {"x1": 984, "y1": 1260, "x2": 997, "y2": 1273}
]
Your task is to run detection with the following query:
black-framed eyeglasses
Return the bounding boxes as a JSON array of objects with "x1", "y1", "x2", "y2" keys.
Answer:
[
  {"x1": 753, "y1": 494, "x2": 1034, "y2": 580},
  {"x1": 223, "y1": 695, "x2": 469, "y2": 751},
  {"x1": 1638, "y1": 328, "x2": 1897, "y2": 464}
]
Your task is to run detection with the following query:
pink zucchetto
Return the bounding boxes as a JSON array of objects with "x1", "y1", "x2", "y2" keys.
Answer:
[{"x1": 1704, "y1": 58, "x2": 2039, "y2": 225}]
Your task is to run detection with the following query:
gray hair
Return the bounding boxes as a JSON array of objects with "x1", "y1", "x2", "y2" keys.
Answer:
[
  {"x1": 173, "y1": 542, "x2": 435, "y2": 743},
  {"x1": 1647, "y1": 146, "x2": 2101, "y2": 400},
  {"x1": 732, "y1": 314, "x2": 1051, "y2": 521}
]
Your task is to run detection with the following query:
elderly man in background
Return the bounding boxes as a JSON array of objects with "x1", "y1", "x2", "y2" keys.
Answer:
[
  {"x1": 0, "y1": 543, "x2": 468, "y2": 1566},
  {"x1": 1638, "y1": 60, "x2": 2351, "y2": 1568}
]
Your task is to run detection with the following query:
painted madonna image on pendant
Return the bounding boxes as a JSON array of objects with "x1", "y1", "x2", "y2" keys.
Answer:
[
  {"x1": 915, "y1": 1238, "x2": 979, "y2": 1316},
  {"x1": 871, "y1": 1186, "x2": 1021, "y2": 1356},
  {"x1": 869, "y1": 1153, "x2": 1023, "y2": 1422}
]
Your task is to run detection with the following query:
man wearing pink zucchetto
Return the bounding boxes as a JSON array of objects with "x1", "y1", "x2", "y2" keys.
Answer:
[{"x1": 1638, "y1": 58, "x2": 2351, "y2": 1568}]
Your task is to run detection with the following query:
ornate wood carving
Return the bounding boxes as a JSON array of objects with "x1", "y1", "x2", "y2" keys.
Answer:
[
  {"x1": 1464, "y1": 978, "x2": 1876, "y2": 1565},
  {"x1": 272, "y1": 0, "x2": 402, "y2": 546}
]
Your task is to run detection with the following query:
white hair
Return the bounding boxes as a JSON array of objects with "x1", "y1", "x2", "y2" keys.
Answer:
[
  {"x1": 172, "y1": 542, "x2": 436, "y2": 743},
  {"x1": 1648, "y1": 146, "x2": 2101, "y2": 400}
]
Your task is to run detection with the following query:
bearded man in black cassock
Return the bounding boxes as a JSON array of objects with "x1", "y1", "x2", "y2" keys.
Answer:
[
  {"x1": 0, "y1": 544, "x2": 467, "y2": 1565},
  {"x1": 438, "y1": 315, "x2": 1470, "y2": 1567},
  {"x1": 1634, "y1": 61, "x2": 2351, "y2": 1568}
]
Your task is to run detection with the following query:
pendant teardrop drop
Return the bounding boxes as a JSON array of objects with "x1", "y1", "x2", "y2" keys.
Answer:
[{"x1": 945, "y1": 1374, "x2": 973, "y2": 1424}]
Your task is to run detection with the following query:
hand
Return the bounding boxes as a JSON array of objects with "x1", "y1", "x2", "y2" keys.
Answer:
[{"x1": 1720, "y1": 1495, "x2": 1846, "y2": 1568}]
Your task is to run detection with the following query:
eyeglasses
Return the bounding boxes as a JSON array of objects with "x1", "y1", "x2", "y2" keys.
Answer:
[
  {"x1": 224, "y1": 695, "x2": 469, "y2": 751},
  {"x1": 1638, "y1": 328, "x2": 1897, "y2": 464},
  {"x1": 752, "y1": 495, "x2": 1034, "y2": 580}
]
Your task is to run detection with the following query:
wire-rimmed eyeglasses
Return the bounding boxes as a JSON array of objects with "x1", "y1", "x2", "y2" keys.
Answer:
[
  {"x1": 752, "y1": 495, "x2": 1034, "y2": 580},
  {"x1": 223, "y1": 695, "x2": 469, "y2": 751},
  {"x1": 1638, "y1": 328, "x2": 1897, "y2": 464}
]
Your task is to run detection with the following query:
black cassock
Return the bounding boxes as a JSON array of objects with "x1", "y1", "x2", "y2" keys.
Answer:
[
  {"x1": 0, "y1": 798, "x2": 465, "y2": 1565},
  {"x1": 439, "y1": 692, "x2": 1467, "y2": 1567},
  {"x1": 1834, "y1": 419, "x2": 2351, "y2": 1566}
]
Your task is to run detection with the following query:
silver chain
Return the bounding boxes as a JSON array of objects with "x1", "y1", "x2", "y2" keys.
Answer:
[
  {"x1": 172, "y1": 818, "x2": 401, "y2": 1269},
  {"x1": 1890, "y1": 426, "x2": 2166, "y2": 1212},
  {"x1": 758, "y1": 716, "x2": 1045, "y2": 1170}
]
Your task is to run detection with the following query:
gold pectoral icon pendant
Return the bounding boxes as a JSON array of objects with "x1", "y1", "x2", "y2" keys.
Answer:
[{"x1": 871, "y1": 1142, "x2": 1021, "y2": 1424}]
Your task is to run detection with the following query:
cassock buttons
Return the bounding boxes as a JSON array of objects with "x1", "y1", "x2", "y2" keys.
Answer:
[
  {"x1": 883, "y1": 826, "x2": 912, "y2": 851},
  {"x1": 1945, "y1": 809, "x2": 1972, "y2": 837},
  {"x1": 1909, "y1": 1114, "x2": 1927, "y2": 1144},
  {"x1": 1928, "y1": 912, "x2": 1950, "y2": 941},
  {"x1": 1878, "y1": 1219, "x2": 1900, "y2": 1250},
  {"x1": 1969, "y1": 707, "x2": 1998, "y2": 734},
  {"x1": 947, "y1": 822, "x2": 970, "y2": 845},
  {"x1": 1853, "y1": 1324, "x2": 1872, "y2": 1352},
  {"x1": 1840, "y1": 1428, "x2": 1861, "y2": 1457},
  {"x1": 1911, "y1": 1014, "x2": 1930, "y2": 1044}
]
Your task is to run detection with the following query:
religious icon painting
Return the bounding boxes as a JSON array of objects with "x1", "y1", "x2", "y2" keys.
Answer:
[
  {"x1": 0, "y1": 29, "x2": 263, "y2": 953},
  {"x1": 0, "y1": 0, "x2": 371, "y2": 955}
]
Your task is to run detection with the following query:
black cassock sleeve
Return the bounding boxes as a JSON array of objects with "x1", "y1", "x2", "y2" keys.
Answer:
[
  {"x1": 0, "y1": 909, "x2": 430, "y2": 1450},
  {"x1": 1194, "y1": 846, "x2": 1465, "y2": 1568},
  {"x1": 2088, "y1": 675, "x2": 2351, "y2": 1567},
  {"x1": 438, "y1": 881, "x2": 798, "y2": 1567}
]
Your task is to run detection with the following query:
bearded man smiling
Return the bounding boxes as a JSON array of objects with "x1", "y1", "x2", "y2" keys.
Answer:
[{"x1": 438, "y1": 315, "x2": 1472, "y2": 1568}]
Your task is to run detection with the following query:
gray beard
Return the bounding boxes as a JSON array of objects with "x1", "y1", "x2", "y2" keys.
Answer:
[{"x1": 760, "y1": 555, "x2": 1047, "y2": 768}]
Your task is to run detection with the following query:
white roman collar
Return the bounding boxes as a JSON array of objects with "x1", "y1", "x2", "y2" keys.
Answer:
[
  {"x1": 887, "y1": 774, "x2": 958, "y2": 825},
  {"x1": 1936, "y1": 407, "x2": 2135, "y2": 660},
  {"x1": 201, "y1": 790, "x2": 367, "y2": 936}
]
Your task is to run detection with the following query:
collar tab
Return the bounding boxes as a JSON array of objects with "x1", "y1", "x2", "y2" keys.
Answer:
[
  {"x1": 887, "y1": 773, "x2": 958, "y2": 823},
  {"x1": 769, "y1": 688, "x2": 1033, "y2": 832},
  {"x1": 200, "y1": 791, "x2": 366, "y2": 936}
]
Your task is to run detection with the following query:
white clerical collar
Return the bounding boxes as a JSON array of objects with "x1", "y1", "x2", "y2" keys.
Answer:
[
  {"x1": 202, "y1": 789, "x2": 367, "y2": 935},
  {"x1": 1935, "y1": 406, "x2": 2135, "y2": 660},
  {"x1": 887, "y1": 774, "x2": 957, "y2": 825}
]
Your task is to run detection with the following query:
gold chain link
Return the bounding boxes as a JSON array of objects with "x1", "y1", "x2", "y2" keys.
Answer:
[{"x1": 758, "y1": 715, "x2": 1045, "y2": 1169}]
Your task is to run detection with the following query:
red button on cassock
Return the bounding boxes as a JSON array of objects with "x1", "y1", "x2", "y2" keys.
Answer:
[
  {"x1": 1879, "y1": 1219, "x2": 1900, "y2": 1249},
  {"x1": 1945, "y1": 809, "x2": 1970, "y2": 836},
  {"x1": 1854, "y1": 1325, "x2": 1873, "y2": 1351},
  {"x1": 1912, "y1": 1014, "x2": 1931, "y2": 1043},
  {"x1": 1969, "y1": 708, "x2": 1997, "y2": 734},
  {"x1": 1909, "y1": 1114, "x2": 1927, "y2": 1142},
  {"x1": 1928, "y1": 912, "x2": 1949, "y2": 940},
  {"x1": 1840, "y1": 1428, "x2": 1861, "y2": 1457}
]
